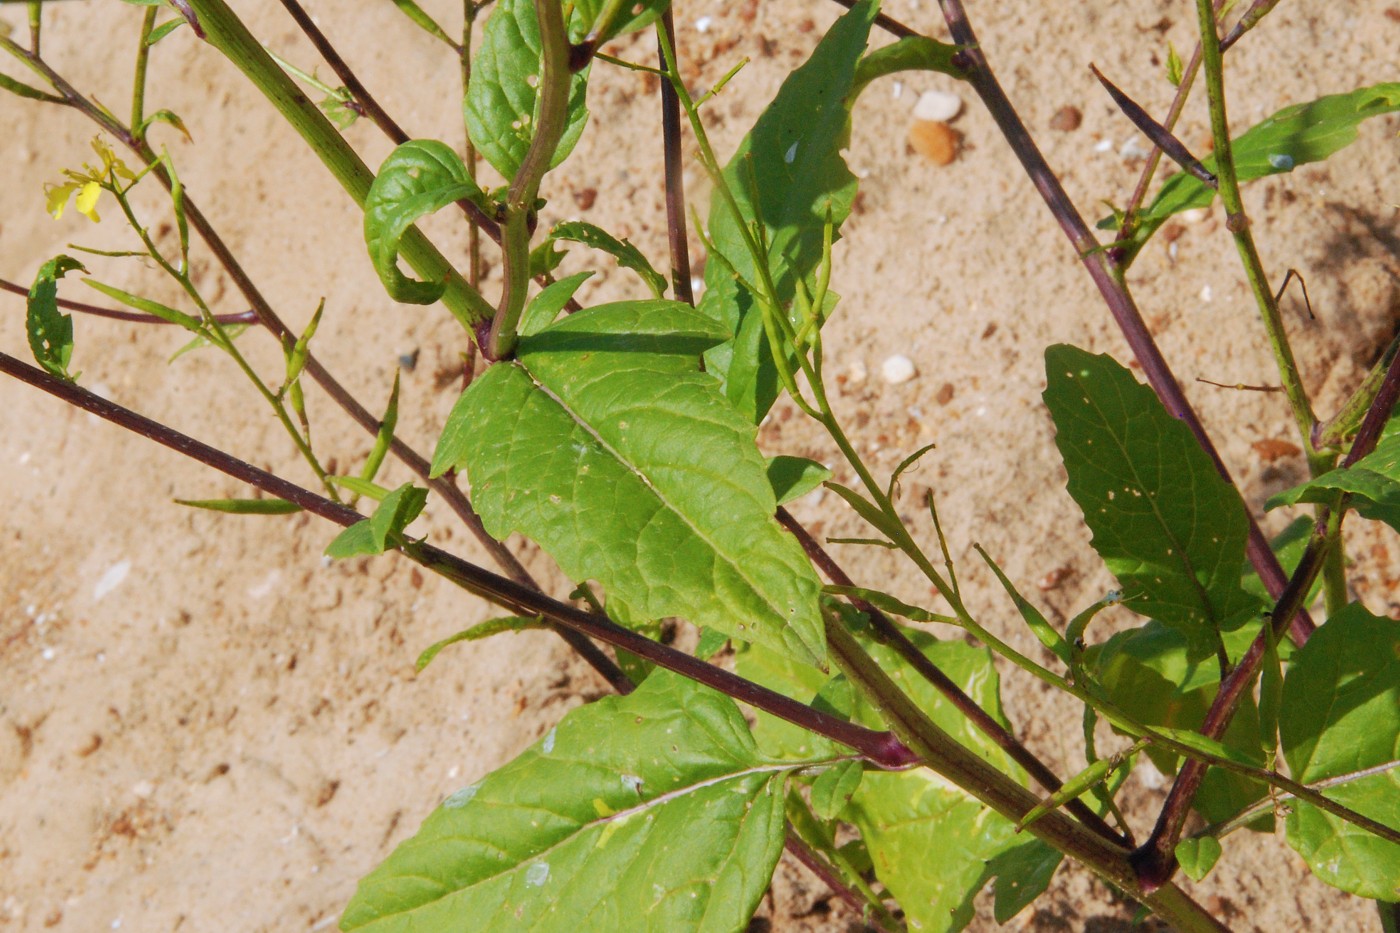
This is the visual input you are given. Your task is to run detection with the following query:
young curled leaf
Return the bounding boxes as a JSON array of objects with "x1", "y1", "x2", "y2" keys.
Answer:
[
  {"x1": 364, "y1": 140, "x2": 489, "y2": 304},
  {"x1": 26, "y1": 256, "x2": 85, "y2": 382}
]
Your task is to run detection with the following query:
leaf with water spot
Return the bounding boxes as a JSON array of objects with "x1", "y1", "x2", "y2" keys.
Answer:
[{"x1": 341, "y1": 671, "x2": 796, "y2": 931}]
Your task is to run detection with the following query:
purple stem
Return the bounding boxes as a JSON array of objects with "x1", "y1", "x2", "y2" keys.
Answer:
[{"x1": 1, "y1": 348, "x2": 917, "y2": 769}]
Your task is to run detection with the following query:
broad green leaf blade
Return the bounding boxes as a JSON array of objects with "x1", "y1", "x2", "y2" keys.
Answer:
[
  {"x1": 700, "y1": 0, "x2": 875, "y2": 422},
  {"x1": 173, "y1": 497, "x2": 301, "y2": 515},
  {"x1": 26, "y1": 255, "x2": 84, "y2": 381},
  {"x1": 464, "y1": 0, "x2": 590, "y2": 179},
  {"x1": 1105, "y1": 83, "x2": 1400, "y2": 262},
  {"x1": 433, "y1": 301, "x2": 827, "y2": 665},
  {"x1": 1280, "y1": 603, "x2": 1400, "y2": 900},
  {"x1": 1043, "y1": 345, "x2": 1260, "y2": 653},
  {"x1": 1267, "y1": 431, "x2": 1400, "y2": 532},
  {"x1": 521, "y1": 271, "x2": 592, "y2": 337},
  {"x1": 765, "y1": 455, "x2": 831, "y2": 506},
  {"x1": 364, "y1": 140, "x2": 488, "y2": 304},
  {"x1": 416, "y1": 616, "x2": 547, "y2": 671},
  {"x1": 541, "y1": 221, "x2": 667, "y2": 299},
  {"x1": 341, "y1": 672, "x2": 792, "y2": 932}
]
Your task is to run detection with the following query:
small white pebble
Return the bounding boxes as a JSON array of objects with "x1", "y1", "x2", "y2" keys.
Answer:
[
  {"x1": 694, "y1": 15, "x2": 712, "y2": 32},
  {"x1": 1137, "y1": 758, "x2": 1166, "y2": 790},
  {"x1": 1182, "y1": 207, "x2": 1210, "y2": 224},
  {"x1": 1093, "y1": 138, "x2": 1114, "y2": 153},
  {"x1": 18, "y1": 452, "x2": 30, "y2": 465},
  {"x1": 132, "y1": 780, "x2": 155, "y2": 799},
  {"x1": 1200, "y1": 284, "x2": 1213, "y2": 302},
  {"x1": 1119, "y1": 139, "x2": 1149, "y2": 161},
  {"x1": 846, "y1": 360, "x2": 868, "y2": 384},
  {"x1": 913, "y1": 89, "x2": 962, "y2": 122},
  {"x1": 892, "y1": 80, "x2": 903, "y2": 99},
  {"x1": 94, "y1": 560, "x2": 131, "y2": 601},
  {"x1": 881, "y1": 354, "x2": 917, "y2": 385},
  {"x1": 41, "y1": 647, "x2": 56, "y2": 661}
]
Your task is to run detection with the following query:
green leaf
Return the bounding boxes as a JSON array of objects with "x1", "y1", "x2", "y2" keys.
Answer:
[
  {"x1": 572, "y1": 0, "x2": 670, "y2": 45},
  {"x1": 364, "y1": 140, "x2": 489, "y2": 304},
  {"x1": 809, "y1": 759, "x2": 863, "y2": 821},
  {"x1": 26, "y1": 255, "x2": 84, "y2": 381},
  {"x1": 521, "y1": 272, "x2": 592, "y2": 337},
  {"x1": 360, "y1": 371, "x2": 401, "y2": 486},
  {"x1": 432, "y1": 301, "x2": 827, "y2": 666},
  {"x1": 1165, "y1": 41, "x2": 1184, "y2": 87},
  {"x1": 1176, "y1": 836, "x2": 1223, "y2": 881},
  {"x1": 700, "y1": 0, "x2": 875, "y2": 422},
  {"x1": 146, "y1": 17, "x2": 186, "y2": 45},
  {"x1": 1043, "y1": 345, "x2": 1261, "y2": 655},
  {"x1": 1088, "y1": 621, "x2": 1268, "y2": 824},
  {"x1": 0, "y1": 72, "x2": 61, "y2": 103},
  {"x1": 765, "y1": 455, "x2": 831, "y2": 505},
  {"x1": 389, "y1": 0, "x2": 455, "y2": 46},
  {"x1": 1267, "y1": 431, "x2": 1400, "y2": 533},
  {"x1": 693, "y1": 627, "x2": 729, "y2": 661},
  {"x1": 464, "y1": 0, "x2": 590, "y2": 179},
  {"x1": 537, "y1": 221, "x2": 667, "y2": 299},
  {"x1": 341, "y1": 672, "x2": 792, "y2": 932},
  {"x1": 169, "y1": 324, "x2": 250, "y2": 363},
  {"x1": 849, "y1": 35, "x2": 965, "y2": 100},
  {"x1": 986, "y1": 841, "x2": 1062, "y2": 925},
  {"x1": 84, "y1": 278, "x2": 202, "y2": 329},
  {"x1": 173, "y1": 497, "x2": 301, "y2": 515},
  {"x1": 328, "y1": 476, "x2": 391, "y2": 501},
  {"x1": 325, "y1": 483, "x2": 427, "y2": 558},
  {"x1": 1280, "y1": 603, "x2": 1400, "y2": 900},
  {"x1": 822, "y1": 585, "x2": 958, "y2": 626},
  {"x1": 1105, "y1": 83, "x2": 1400, "y2": 262},
  {"x1": 416, "y1": 616, "x2": 547, "y2": 672},
  {"x1": 738, "y1": 606, "x2": 1030, "y2": 932}
]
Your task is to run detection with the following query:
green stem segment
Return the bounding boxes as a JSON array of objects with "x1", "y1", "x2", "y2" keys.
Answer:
[
  {"x1": 486, "y1": 0, "x2": 572, "y2": 359},
  {"x1": 823, "y1": 617, "x2": 1227, "y2": 932},
  {"x1": 182, "y1": 0, "x2": 494, "y2": 331}
]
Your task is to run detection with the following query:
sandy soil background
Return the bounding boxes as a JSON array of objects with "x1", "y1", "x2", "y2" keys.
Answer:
[{"x1": 1, "y1": 1, "x2": 1397, "y2": 930}]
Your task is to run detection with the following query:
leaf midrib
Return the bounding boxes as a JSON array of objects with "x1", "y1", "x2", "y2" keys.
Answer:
[{"x1": 516, "y1": 357, "x2": 808, "y2": 642}]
